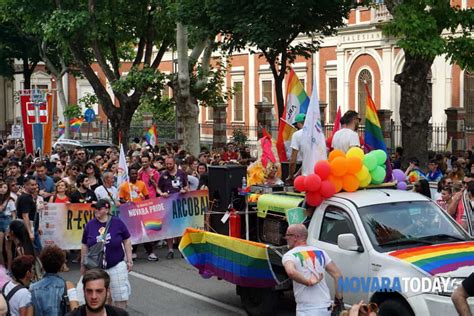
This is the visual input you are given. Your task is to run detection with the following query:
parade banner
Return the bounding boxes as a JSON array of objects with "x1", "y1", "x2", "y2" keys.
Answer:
[{"x1": 41, "y1": 190, "x2": 208, "y2": 249}]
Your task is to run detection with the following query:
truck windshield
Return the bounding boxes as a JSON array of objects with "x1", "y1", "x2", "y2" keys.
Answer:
[{"x1": 358, "y1": 201, "x2": 471, "y2": 252}]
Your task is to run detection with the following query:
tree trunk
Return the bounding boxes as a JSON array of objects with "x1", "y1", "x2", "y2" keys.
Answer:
[
  {"x1": 395, "y1": 53, "x2": 434, "y2": 167},
  {"x1": 275, "y1": 75, "x2": 285, "y2": 121},
  {"x1": 108, "y1": 105, "x2": 134, "y2": 150},
  {"x1": 176, "y1": 22, "x2": 200, "y2": 156},
  {"x1": 23, "y1": 58, "x2": 32, "y2": 90},
  {"x1": 55, "y1": 74, "x2": 71, "y2": 138}
]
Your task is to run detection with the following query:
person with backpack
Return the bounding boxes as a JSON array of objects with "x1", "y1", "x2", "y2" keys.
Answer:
[
  {"x1": 30, "y1": 245, "x2": 79, "y2": 315},
  {"x1": 2, "y1": 255, "x2": 34, "y2": 316}
]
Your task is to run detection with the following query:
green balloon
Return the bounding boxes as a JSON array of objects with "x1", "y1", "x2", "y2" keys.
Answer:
[
  {"x1": 371, "y1": 166, "x2": 386, "y2": 184},
  {"x1": 364, "y1": 153, "x2": 377, "y2": 171},
  {"x1": 373, "y1": 150, "x2": 387, "y2": 165}
]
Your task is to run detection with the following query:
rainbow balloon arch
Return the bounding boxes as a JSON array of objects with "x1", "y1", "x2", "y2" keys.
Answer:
[{"x1": 293, "y1": 147, "x2": 407, "y2": 207}]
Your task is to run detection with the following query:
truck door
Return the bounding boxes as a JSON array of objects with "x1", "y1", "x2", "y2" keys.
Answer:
[{"x1": 308, "y1": 203, "x2": 370, "y2": 305}]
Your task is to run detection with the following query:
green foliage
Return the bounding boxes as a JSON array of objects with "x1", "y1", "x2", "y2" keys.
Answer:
[
  {"x1": 133, "y1": 96, "x2": 176, "y2": 124},
  {"x1": 203, "y1": 0, "x2": 354, "y2": 63},
  {"x1": 78, "y1": 93, "x2": 98, "y2": 110},
  {"x1": 231, "y1": 128, "x2": 248, "y2": 148},
  {"x1": 383, "y1": 0, "x2": 473, "y2": 70},
  {"x1": 63, "y1": 104, "x2": 82, "y2": 119}
]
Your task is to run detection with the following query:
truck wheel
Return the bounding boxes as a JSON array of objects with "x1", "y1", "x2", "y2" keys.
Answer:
[
  {"x1": 237, "y1": 286, "x2": 278, "y2": 316},
  {"x1": 378, "y1": 299, "x2": 414, "y2": 316}
]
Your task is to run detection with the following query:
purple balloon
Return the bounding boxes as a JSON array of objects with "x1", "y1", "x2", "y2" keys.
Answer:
[
  {"x1": 392, "y1": 169, "x2": 406, "y2": 182},
  {"x1": 397, "y1": 181, "x2": 408, "y2": 190}
]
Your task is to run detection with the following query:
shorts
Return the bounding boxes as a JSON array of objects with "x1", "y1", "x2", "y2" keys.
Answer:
[
  {"x1": 106, "y1": 261, "x2": 131, "y2": 301},
  {"x1": 0, "y1": 214, "x2": 11, "y2": 232},
  {"x1": 462, "y1": 273, "x2": 474, "y2": 296}
]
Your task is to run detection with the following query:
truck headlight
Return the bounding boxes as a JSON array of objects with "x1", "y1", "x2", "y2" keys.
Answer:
[{"x1": 437, "y1": 277, "x2": 464, "y2": 296}]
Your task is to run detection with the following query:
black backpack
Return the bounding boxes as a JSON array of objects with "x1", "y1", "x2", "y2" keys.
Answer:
[{"x1": 2, "y1": 281, "x2": 25, "y2": 316}]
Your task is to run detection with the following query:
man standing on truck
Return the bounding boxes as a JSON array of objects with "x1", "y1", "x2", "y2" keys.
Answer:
[
  {"x1": 286, "y1": 113, "x2": 305, "y2": 183},
  {"x1": 282, "y1": 224, "x2": 344, "y2": 316},
  {"x1": 331, "y1": 110, "x2": 360, "y2": 153}
]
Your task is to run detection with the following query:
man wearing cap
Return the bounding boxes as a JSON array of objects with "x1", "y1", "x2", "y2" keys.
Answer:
[
  {"x1": 286, "y1": 113, "x2": 306, "y2": 183},
  {"x1": 331, "y1": 110, "x2": 360, "y2": 153}
]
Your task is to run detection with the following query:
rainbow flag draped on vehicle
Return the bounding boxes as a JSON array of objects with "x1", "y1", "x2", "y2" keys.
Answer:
[
  {"x1": 179, "y1": 228, "x2": 284, "y2": 288},
  {"x1": 276, "y1": 69, "x2": 309, "y2": 162}
]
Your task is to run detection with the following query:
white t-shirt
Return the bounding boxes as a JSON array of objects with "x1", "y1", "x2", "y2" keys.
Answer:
[
  {"x1": 187, "y1": 175, "x2": 199, "y2": 191},
  {"x1": 290, "y1": 129, "x2": 304, "y2": 163},
  {"x1": 1, "y1": 200, "x2": 15, "y2": 216},
  {"x1": 331, "y1": 128, "x2": 360, "y2": 153},
  {"x1": 94, "y1": 185, "x2": 118, "y2": 203},
  {"x1": 3, "y1": 281, "x2": 32, "y2": 316},
  {"x1": 282, "y1": 246, "x2": 332, "y2": 308}
]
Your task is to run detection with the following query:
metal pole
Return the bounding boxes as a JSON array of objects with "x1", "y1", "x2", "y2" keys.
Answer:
[{"x1": 245, "y1": 196, "x2": 249, "y2": 240}]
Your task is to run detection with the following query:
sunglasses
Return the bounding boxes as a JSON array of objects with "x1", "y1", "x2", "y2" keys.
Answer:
[{"x1": 71, "y1": 167, "x2": 79, "y2": 171}]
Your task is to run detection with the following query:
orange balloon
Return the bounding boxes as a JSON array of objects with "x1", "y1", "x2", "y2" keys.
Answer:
[
  {"x1": 328, "y1": 149, "x2": 345, "y2": 162},
  {"x1": 328, "y1": 175, "x2": 343, "y2": 193},
  {"x1": 330, "y1": 156, "x2": 348, "y2": 177},
  {"x1": 346, "y1": 157, "x2": 363, "y2": 174},
  {"x1": 342, "y1": 174, "x2": 359, "y2": 192}
]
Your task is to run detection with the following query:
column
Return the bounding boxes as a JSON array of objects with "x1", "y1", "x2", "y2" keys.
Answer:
[
  {"x1": 377, "y1": 109, "x2": 393, "y2": 152},
  {"x1": 445, "y1": 107, "x2": 465, "y2": 155},
  {"x1": 255, "y1": 101, "x2": 274, "y2": 139},
  {"x1": 212, "y1": 103, "x2": 227, "y2": 150},
  {"x1": 381, "y1": 46, "x2": 392, "y2": 110}
]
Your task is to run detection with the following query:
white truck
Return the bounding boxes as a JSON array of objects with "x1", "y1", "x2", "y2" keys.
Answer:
[{"x1": 239, "y1": 188, "x2": 474, "y2": 315}]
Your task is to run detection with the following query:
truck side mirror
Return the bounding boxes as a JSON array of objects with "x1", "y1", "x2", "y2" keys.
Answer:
[{"x1": 337, "y1": 233, "x2": 363, "y2": 252}]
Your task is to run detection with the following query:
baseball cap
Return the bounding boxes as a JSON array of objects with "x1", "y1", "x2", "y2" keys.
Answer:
[
  {"x1": 92, "y1": 199, "x2": 111, "y2": 210},
  {"x1": 294, "y1": 113, "x2": 306, "y2": 124}
]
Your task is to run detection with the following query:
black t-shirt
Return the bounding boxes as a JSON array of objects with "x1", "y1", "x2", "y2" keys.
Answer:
[
  {"x1": 158, "y1": 169, "x2": 188, "y2": 194},
  {"x1": 70, "y1": 189, "x2": 97, "y2": 203},
  {"x1": 16, "y1": 193, "x2": 38, "y2": 228},
  {"x1": 463, "y1": 273, "x2": 474, "y2": 296}
]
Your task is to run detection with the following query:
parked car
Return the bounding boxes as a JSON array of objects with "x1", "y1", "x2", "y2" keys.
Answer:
[
  {"x1": 53, "y1": 139, "x2": 115, "y2": 157},
  {"x1": 241, "y1": 189, "x2": 474, "y2": 315}
]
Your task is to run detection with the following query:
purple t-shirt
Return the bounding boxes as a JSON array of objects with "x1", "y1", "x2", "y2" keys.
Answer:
[
  {"x1": 82, "y1": 216, "x2": 130, "y2": 269},
  {"x1": 158, "y1": 169, "x2": 188, "y2": 194}
]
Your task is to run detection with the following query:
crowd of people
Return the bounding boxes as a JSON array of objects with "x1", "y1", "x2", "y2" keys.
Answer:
[{"x1": 0, "y1": 136, "x2": 256, "y2": 315}]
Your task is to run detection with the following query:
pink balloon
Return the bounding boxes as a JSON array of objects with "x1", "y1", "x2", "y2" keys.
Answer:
[
  {"x1": 320, "y1": 180, "x2": 336, "y2": 198},
  {"x1": 294, "y1": 176, "x2": 306, "y2": 192},
  {"x1": 304, "y1": 174, "x2": 322, "y2": 192},
  {"x1": 306, "y1": 191, "x2": 323, "y2": 207},
  {"x1": 314, "y1": 161, "x2": 331, "y2": 180}
]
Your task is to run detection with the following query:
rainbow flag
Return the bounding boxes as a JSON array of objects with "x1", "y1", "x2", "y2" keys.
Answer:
[
  {"x1": 70, "y1": 117, "x2": 84, "y2": 133},
  {"x1": 389, "y1": 242, "x2": 474, "y2": 276},
  {"x1": 363, "y1": 85, "x2": 391, "y2": 181},
  {"x1": 276, "y1": 68, "x2": 309, "y2": 162},
  {"x1": 144, "y1": 220, "x2": 162, "y2": 231},
  {"x1": 145, "y1": 124, "x2": 158, "y2": 147},
  {"x1": 179, "y1": 228, "x2": 282, "y2": 288},
  {"x1": 58, "y1": 123, "x2": 65, "y2": 136}
]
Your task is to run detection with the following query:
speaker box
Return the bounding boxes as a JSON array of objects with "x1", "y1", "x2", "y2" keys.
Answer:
[{"x1": 208, "y1": 165, "x2": 247, "y2": 234}]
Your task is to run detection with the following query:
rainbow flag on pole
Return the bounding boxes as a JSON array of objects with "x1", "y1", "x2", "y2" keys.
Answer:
[
  {"x1": 179, "y1": 228, "x2": 283, "y2": 288},
  {"x1": 363, "y1": 85, "x2": 392, "y2": 181},
  {"x1": 276, "y1": 68, "x2": 309, "y2": 162},
  {"x1": 145, "y1": 124, "x2": 158, "y2": 147},
  {"x1": 70, "y1": 117, "x2": 84, "y2": 133}
]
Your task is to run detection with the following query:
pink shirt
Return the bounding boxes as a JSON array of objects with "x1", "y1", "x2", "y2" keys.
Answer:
[{"x1": 138, "y1": 168, "x2": 160, "y2": 198}]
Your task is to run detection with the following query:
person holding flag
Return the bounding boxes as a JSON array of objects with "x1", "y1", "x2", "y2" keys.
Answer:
[{"x1": 286, "y1": 113, "x2": 306, "y2": 183}]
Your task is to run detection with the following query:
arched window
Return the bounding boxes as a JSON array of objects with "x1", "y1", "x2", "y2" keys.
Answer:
[
  {"x1": 464, "y1": 71, "x2": 474, "y2": 127},
  {"x1": 357, "y1": 69, "x2": 372, "y2": 124}
]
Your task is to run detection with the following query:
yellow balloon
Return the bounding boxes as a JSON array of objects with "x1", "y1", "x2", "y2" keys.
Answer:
[
  {"x1": 346, "y1": 147, "x2": 365, "y2": 160},
  {"x1": 360, "y1": 175, "x2": 372, "y2": 188},
  {"x1": 355, "y1": 166, "x2": 370, "y2": 182}
]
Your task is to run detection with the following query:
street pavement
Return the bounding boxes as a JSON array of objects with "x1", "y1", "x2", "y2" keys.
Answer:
[{"x1": 61, "y1": 246, "x2": 296, "y2": 315}]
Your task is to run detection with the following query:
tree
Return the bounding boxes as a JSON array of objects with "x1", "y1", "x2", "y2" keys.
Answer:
[
  {"x1": 45, "y1": 0, "x2": 175, "y2": 149},
  {"x1": 203, "y1": 0, "x2": 355, "y2": 119},
  {"x1": 383, "y1": 0, "x2": 473, "y2": 165},
  {"x1": 0, "y1": 22, "x2": 41, "y2": 89}
]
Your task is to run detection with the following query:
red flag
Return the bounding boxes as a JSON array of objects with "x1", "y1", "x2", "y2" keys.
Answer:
[{"x1": 326, "y1": 106, "x2": 341, "y2": 149}]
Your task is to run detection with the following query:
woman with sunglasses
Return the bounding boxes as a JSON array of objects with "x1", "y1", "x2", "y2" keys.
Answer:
[
  {"x1": 62, "y1": 164, "x2": 80, "y2": 189},
  {"x1": 84, "y1": 162, "x2": 102, "y2": 191}
]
